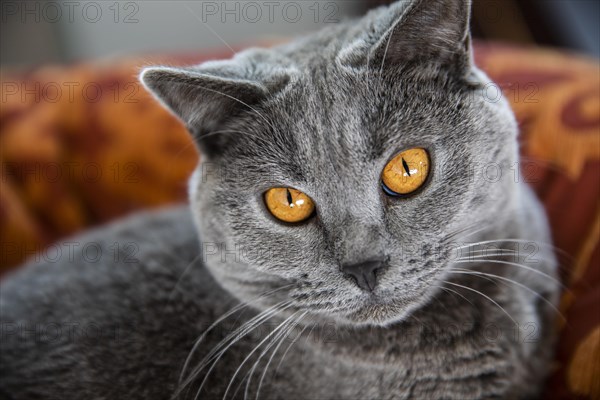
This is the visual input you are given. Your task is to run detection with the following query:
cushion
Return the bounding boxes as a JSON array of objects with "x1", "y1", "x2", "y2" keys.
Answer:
[{"x1": 1, "y1": 42, "x2": 598, "y2": 399}]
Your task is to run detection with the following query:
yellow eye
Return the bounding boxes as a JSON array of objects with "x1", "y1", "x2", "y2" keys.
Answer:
[
  {"x1": 381, "y1": 148, "x2": 430, "y2": 196},
  {"x1": 264, "y1": 188, "x2": 315, "y2": 223}
]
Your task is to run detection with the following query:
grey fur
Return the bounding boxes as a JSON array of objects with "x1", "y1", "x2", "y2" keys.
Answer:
[{"x1": 1, "y1": 0, "x2": 559, "y2": 399}]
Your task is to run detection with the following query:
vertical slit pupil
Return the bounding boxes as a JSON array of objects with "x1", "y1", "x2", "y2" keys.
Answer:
[
  {"x1": 286, "y1": 189, "x2": 294, "y2": 206},
  {"x1": 402, "y1": 158, "x2": 411, "y2": 177}
]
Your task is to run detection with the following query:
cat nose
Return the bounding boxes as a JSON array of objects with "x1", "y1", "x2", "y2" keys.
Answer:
[{"x1": 341, "y1": 258, "x2": 386, "y2": 292}]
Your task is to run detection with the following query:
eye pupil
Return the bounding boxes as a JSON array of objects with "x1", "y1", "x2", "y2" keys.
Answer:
[
  {"x1": 286, "y1": 189, "x2": 293, "y2": 206},
  {"x1": 401, "y1": 158, "x2": 411, "y2": 177}
]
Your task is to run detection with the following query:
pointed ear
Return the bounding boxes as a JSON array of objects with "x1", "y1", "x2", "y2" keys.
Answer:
[
  {"x1": 140, "y1": 66, "x2": 269, "y2": 130},
  {"x1": 340, "y1": 0, "x2": 472, "y2": 73},
  {"x1": 140, "y1": 51, "x2": 293, "y2": 156}
]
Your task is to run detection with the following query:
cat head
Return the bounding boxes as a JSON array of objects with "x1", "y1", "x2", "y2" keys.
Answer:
[{"x1": 141, "y1": 0, "x2": 519, "y2": 327}]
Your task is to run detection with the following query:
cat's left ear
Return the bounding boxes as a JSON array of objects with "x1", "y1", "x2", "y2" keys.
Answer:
[{"x1": 342, "y1": 0, "x2": 473, "y2": 73}]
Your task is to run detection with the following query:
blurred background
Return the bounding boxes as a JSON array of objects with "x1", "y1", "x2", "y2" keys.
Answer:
[{"x1": 2, "y1": 0, "x2": 598, "y2": 69}]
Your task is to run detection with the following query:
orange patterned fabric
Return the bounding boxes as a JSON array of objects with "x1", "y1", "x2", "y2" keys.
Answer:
[
  {"x1": 0, "y1": 43, "x2": 599, "y2": 398},
  {"x1": 0, "y1": 53, "x2": 210, "y2": 268}
]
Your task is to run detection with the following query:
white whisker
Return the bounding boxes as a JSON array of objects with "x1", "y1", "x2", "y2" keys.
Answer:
[
  {"x1": 256, "y1": 315, "x2": 310, "y2": 400},
  {"x1": 454, "y1": 252, "x2": 519, "y2": 262},
  {"x1": 444, "y1": 223, "x2": 491, "y2": 242},
  {"x1": 434, "y1": 285, "x2": 476, "y2": 308},
  {"x1": 222, "y1": 311, "x2": 302, "y2": 400},
  {"x1": 462, "y1": 249, "x2": 517, "y2": 256},
  {"x1": 198, "y1": 129, "x2": 274, "y2": 148},
  {"x1": 377, "y1": 28, "x2": 395, "y2": 92},
  {"x1": 169, "y1": 253, "x2": 203, "y2": 299},
  {"x1": 184, "y1": 4, "x2": 236, "y2": 54},
  {"x1": 178, "y1": 284, "x2": 294, "y2": 385},
  {"x1": 274, "y1": 319, "x2": 315, "y2": 375},
  {"x1": 240, "y1": 312, "x2": 308, "y2": 400},
  {"x1": 457, "y1": 238, "x2": 570, "y2": 258},
  {"x1": 441, "y1": 280, "x2": 518, "y2": 327},
  {"x1": 191, "y1": 301, "x2": 295, "y2": 399},
  {"x1": 453, "y1": 259, "x2": 566, "y2": 290},
  {"x1": 450, "y1": 269, "x2": 565, "y2": 322},
  {"x1": 175, "y1": 300, "x2": 292, "y2": 399}
]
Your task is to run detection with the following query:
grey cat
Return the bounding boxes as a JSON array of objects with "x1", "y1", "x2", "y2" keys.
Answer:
[{"x1": 0, "y1": 0, "x2": 560, "y2": 399}]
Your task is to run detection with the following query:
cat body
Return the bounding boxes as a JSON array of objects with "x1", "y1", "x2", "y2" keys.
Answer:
[
  {"x1": 0, "y1": 201, "x2": 556, "y2": 400},
  {"x1": 1, "y1": 0, "x2": 559, "y2": 399}
]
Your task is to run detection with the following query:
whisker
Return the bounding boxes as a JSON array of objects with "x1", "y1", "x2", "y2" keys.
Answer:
[
  {"x1": 256, "y1": 315, "x2": 311, "y2": 400},
  {"x1": 450, "y1": 235, "x2": 572, "y2": 280},
  {"x1": 191, "y1": 301, "x2": 295, "y2": 399},
  {"x1": 240, "y1": 328, "x2": 293, "y2": 400},
  {"x1": 238, "y1": 316, "x2": 299, "y2": 399},
  {"x1": 198, "y1": 129, "x2": 273, "y2": 148},
  {"x1": 433, "y1": 285, "x2": 476, "y2": 308},
  {"x1": 455, "y1": 249, "x2": 557, "y2": 264},
  {"x1": 184, "y1": 4, "x2": 237, "y2": 54},
  {"x1": 407, "y1": 312, "x2": 435, "y2": 331},
  {"x1": 444, "y1": 223, "x2": 491, "y2": 242},
  {"x1": 178, "y1": 284, "x2": 294, "y2": 385},
  {"x1": 461, "y1": 249, "x2": 517, "y2": 255},
  {"x1": 169, "y1": 253, "x2": 203, "y2": 299},
  {"x1": 450, "y1": 269, "x2": 566, "y2": 322},
  {"x1": 175, "y1": 300, "x2": 292, "y2": 399},
  {"x1": 222, "y1": 310, "x2": 302, "y2": 400},
  {"x1": 274, "y1": 318, "x2": 315, "y2": 375},
  {"x1": 240, "y1": 312, "x2": 308, "y2": 400},
  {"x1": 456, "y1": 239, "x2": 571, "y2": 259},
  {"x1": 441, "y1": 280, "x2": 518, "y2": 327},
  {"x1": 455, "y1": 252, "x2": 519, "y2": 261},
  {"x1": 453, "y1": 259, "x2": 567, "y2": 291},
  {"x1": 430, "y1": 286, "x2": 458, "y2": 314},
  {"x1": 377, "y1": 27, "x2": 395, "y2": 92}
]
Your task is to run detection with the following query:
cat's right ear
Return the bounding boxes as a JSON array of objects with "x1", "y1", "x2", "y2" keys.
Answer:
[{"x1": 140, "y1": 59, "x2": 291, "y2": 156}]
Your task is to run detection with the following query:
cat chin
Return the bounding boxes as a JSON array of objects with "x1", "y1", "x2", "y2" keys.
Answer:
[{"x1": 331, "y1": 297, "x2": 428, "y2": 327}]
